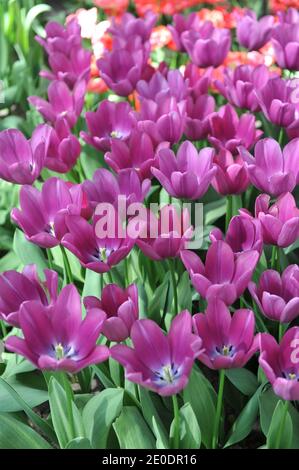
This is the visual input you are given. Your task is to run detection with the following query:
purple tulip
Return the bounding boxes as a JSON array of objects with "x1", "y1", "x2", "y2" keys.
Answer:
[
  {"x1": 184, "y1": 63, "x2": 212, "y2": 98},
  {"x1": 255, "y1": 192, "x2": 299, "y2": 248},
  {"x1": 97, "y1": 44, "x2": 150, "y2": 97},
  {"x1": 83, "y1": 168, "x2": 150, "y2": 209},
  {"x1": 168, "y1": 12, "x2": 201, "y2": 51},
  {"x1": 109, "y1": 12, "x2": 157, "y2": 43},
  {"x1": 62, "y1": 215, "x2": 135, "y2": 273},
  {"x1": 45, "y1": 118, "x2": 80, "y2": 173},
  {"x1": 208, "y1": 104, "x2": 262, "y2": 154},
  {"x1": 28, "y1": 80, "x2": 86, "y2": 128},
  {"x1": 11, "y1": 177, "x2": 84, "y2": 248},
  {"x1": 182, "y1": 22, "x2": 231, "y2": 68},
  {"x1": 278, "y1": 8, "x2": 299, "y2": 24},
  {"x1": 137, "y1": 205, "x2": 193, "y2": 261},
  {"x1": 215, "y1": 64, "x2": 272, "y2": 112},
  {"x1": 105, "y1": 129, "x2": 167, "y2": 180},
  {"x1": 210, "y1": 214, "x2": 263, "y2": 256},
  {"x1": 0, "y1": 266, "x2": 58, "y2": 327},
  {"x1": 136, "y1": 69, "x2": 188, "y2": 102},
  {"x1": 193, "y1": 298, "x2": 259, "y2": 369},
  {"x1": 249, "y1": 265, "x2": 299, "y2": 323},
  {"x1": 84, "y1": 283, "x2": 138, "y2": 342},
  {"x1": 259, "y1": 328, "x2": 299, "y2": 400},
  {"x1": 256, "y1": 77, "x2": 297, "y2": 127},
  {"x1": 151, "y1": 141, "x2": 216, "y2": 200},
  {"x1": 272, "y1": 23, "x2": 299, "y2": 71},
  {"x1": 181, "y1": 240, "x2": 259, "y2": 305},
  {"x1": 81, "y1": 100, "x2": 136, "y2": 153},
  {"x1": 5, "y1": 284, "x2": 110, "y2": 373},
  {"x1": 137, "y1": 95, "x2": 186, "y2": 146},
  {"x1": 185, "y1": 94, "x2": 215, "y2": 141},
  {"x1": 36, "y1": 19, "x2": 82, "y2": 56},
  {"x1": 240, "y1": 137, "x2": 299, "y2": 196},
  {"x1": 0, "y1": 124, "x2": 51, "y2": 185},
  {"x1": 111, "y1": 310, "x2": 203, "y2": 396},
  {"x1": 212, "y1": 150, "x2": 250, "y2": 196},
  {"x1": 236, "y1": 10, "x2": 274, "y2": 51}
]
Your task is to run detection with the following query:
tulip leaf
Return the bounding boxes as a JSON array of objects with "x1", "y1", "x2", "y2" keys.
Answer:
[
  {"x1": 13, "y1": 229, "x2": 47, "y2": 276},
  {"x1": 82, "y1": 388, "x2": 124, "y2": 449},
  {"x1": 113, "y1": 406, "x2": 156, "y2": 449},
  {"x1": 204, "y1": 199, "x2": 226, "y2": 225},
  {"x1": 177, "y1": 271, "x2": 192, "y2": 312},
  {"x1": 266, "y1": 401, "x2": 293, "y2": 449},
  {"x1": 139, "y1": 388, "x2": 168, "y2": 446},
  {"x1": 0, "y1": 372, "x2": 48, "y2": 412},
  {"x1": 224, "y1": 385, "x2": 263, "y2": 448},
  {"x1": 170, "y1": 402, "x2": 201, "y2": 449},
  {"x1": 152, "y1": 416, "x2": 169, "y2": 449},
  {"x1": 225, "y1": 368, "x2": 259, "y2": 396},
  {"x1": 48, "y1": 377, "x2": 86, "y2": 449},
  {"x1": 66, "y1": 437, "x2": 92, "y2": 449},
  {"x1": 183, "y1": 368, "x2": 216, "y2": 448},
  {"x1": 0, "y1": 412, "x2": 52, "y2": 448}
]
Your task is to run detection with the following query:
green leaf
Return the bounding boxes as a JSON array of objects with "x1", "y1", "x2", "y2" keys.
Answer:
[
  {"x1": 48, "y1": 377, "x2": 85, "y2": 449},
  {"x1": 267, "y1": 401, "x2": 293, "y2": 449},
  {"x1": 172, "y1": 403, "x2": 201, "y2": 449},
  {"x1": 204, "y1": 199, "x2": 226, "y2": 225},
  {"x1": 13, "y1": 229, "x2": 47, "y2": 276},
  {"x1": 177, "y1": 271, "x2": 192, "y2": 312},
  {"x1": 152, "y1": 416, "x2": 169, "y2": 449},
  {"x1": 113, "y1": 406, "x2": 155, "y2": 449},
  {"x1": 82, "y1": 388, "x2": 124, "y2": 449},
  {"x1": 66, "y1": 438, "x2": 92, "y2": 449},
  {"x1": 0, "y1": 413, "x2": 52, "y2": 449},
  {"x1": 0, "y1": 372, "x2": 48, "y2": 412},
  {"x1": 224, "y1": 385, "x2": 262, "y2": 448},
  {"x1": 183, "y1": 368, "x2": 216, "y2": 448},
  {"x1": 225, "y1": 368, "x2": 259, "y2": 396},
  {"x1": 82, "y1": 269, "x2": 102, "y2": 301},
  {"x1": 139, "y1": 388, "x2": 168, "y2": 446}
]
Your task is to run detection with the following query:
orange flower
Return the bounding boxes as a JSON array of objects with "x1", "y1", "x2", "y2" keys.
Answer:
[
  {"x1": 270, "y1": 0, "x2": 299, "y2": 12},
  {"x1": 197, "y1": 6, "x2": 246, "y2": 29},
  {"x1": 93, "y1": 0, "x2": 129, "y2": 16},
  {"x1": 135, "y1": 0, "x2": 225, "y2": 17},
  {"x1": 150, "y1": 25, "x2": 173, "y2": 49}
]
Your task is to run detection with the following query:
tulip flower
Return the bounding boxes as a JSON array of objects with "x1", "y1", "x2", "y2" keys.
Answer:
[
  {"x1": 36, "y1": 20, "x2": 82, "y2": 55},
  {"x1": 182, "y1": 22, "x2": 231, "y2": 68},
  {"x1": 256, "y1": 77, "x2": 296, "y2": 127},
  {"x1": 278, "y1": 8, "x2": 299, "y2": 24},
  {"x1": 105, "y1": 129, "x2": 167, "y2": 180},
  {"x1": 249, "y1": 265, "x2": 299, "y2": 323},
  {"x1": 151, "y1": 141, "x2": 216, "y2": 200},
  {"x1": 255, "y1": 193, "x2": 299, "y2": 248},
  {"x1": 215, "y1": 64, "x2": 271, "y2": 112},
  {"x1": 45, "y1": 118, "x2": 81, "y2": 174},
  {"x1": 111, "y1": 310, "x2": 203, "y2": 396},
  {"x1": 272, "y1": 23, "x2": 299, "y2": 71},
  {"x1": 137, "y1": 205, "x2": 193, "y2": 261},
  {"x1": 136, "y1": 69, "x2": 188, "y2": 102},
  {"x1": 212, "y1": 150, "x2": 250, "y2": 196},
  {"x1": 185, "y1": 94, "x2": 215, "y2": 141},
  {"x1": 5, "y1": 284, "x2": 110, "y2": 372},
  {"x1": 193, "y1": 298, "x2": 259, "y2": 369},
  {"x1": 168, "y1": 12, "x2": 201, "y2": 51},
  {"x1": 184, "y1": 63, "x2": 212, "y2": 98},
  {"x1": 109, "y1": 11, "x2": 157, "y2": 43},
  {"x1": 81, "y1": 100, "x2": 137, "y2": 152},
  {"x1": 208, "y1": 104, "x2": 262, "y2": 154},
  {"x1": 84, "y1": 283, "x2": 139, "y2": 342},
  {"x1": 83, "y1": 168, "x2": 151, "y2": 209},
  {"x1": 210, "y1": 214, "x2": 263, "y2": 256},
  {"x1": 28, "y1": 80, "x2": 86, "y2": 128},
  {"x1": 236, "y1": 10, "x2": 274, "y2": 51},
  {"x1": 259, "y1": 328, "x2": 299, "y2": 400},
  {"x1": 62, "y1": 215, "x2": 135, "y2": 273},
  {"x1": 0, "y1": 125, "x2": 51, "y2": 185},
  {"x1": 0, "y1": 266, "x2": 58, "y2": 327},
  {"x1": 11, "y1": 177, "x2": 84, "y2": 248},
  {"x1": 240, "y1": 138, "x2": 299, "y2": 197},
  {"x1": 181, "y1": 240, "x2": 259, "y2": 305}
]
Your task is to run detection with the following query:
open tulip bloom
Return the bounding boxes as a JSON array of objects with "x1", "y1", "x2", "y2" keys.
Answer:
[{"x1": 4, "y1": 1, "x2": 299, "y2": 453}]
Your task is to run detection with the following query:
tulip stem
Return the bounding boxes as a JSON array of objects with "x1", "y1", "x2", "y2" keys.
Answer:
[
  {"x1": 0, "y1": 320, "x2": 7, "y2": 338},
  {"x1": 212, "y1": 369, "x2": 225, "y2": 449},
  {"x1": 172, "y1": 394, "x2": 180, "y2": 449},
  {"x1": 275, "y1": 400, "x2": 289, "y2": 449},
  {"x1": 46, "y1": 248, "x2": 54, "y2": 270},
  {"x1": 107, "y1": 270, "x2": 113, "y2": 284},
  {"x1": 61, "y1": 372, "x2": 76, "y2": 442},
  {"x1": 278, "y1": 127, "x2": 284, "y2": 147},
  {"x1": 60, "y1": 246, "x2": 73, "y2": 284},
  {"x1": 270, "y1": 246, "x2": 280, "y2": 271},
  {"x1": 225, "y1": 195, "x2": 233, "y2": 231},
  {"x1": 278, "y1": 323, "x2": 284, "y2": 343},
  {"x1": 168, "y1": 259, "x2": 178, "y2": 316}
]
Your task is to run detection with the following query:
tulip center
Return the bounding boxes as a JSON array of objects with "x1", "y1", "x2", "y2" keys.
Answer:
[
  {"x1": 110, "y1": 130, "x2": 121, "y2": 138},
  {"x1": 55, "y1": 343, "x2": 65, "y2": 360},
  {"x1": 154, "y1": 363, "x2": 180, "y2": 385},
  {"x1": 53, "y1": 343, "x2": 76, "y2": 360},
  {"x1": 216, "y1": 344, "x2": 235, "y2": 357},
  {"x1": 283, "y1": 371, "x2": 299, "y2": 381}
]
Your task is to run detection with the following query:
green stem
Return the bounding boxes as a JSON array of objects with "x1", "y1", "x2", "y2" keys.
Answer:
[
  {"x1": 107, "y1": 270, "x2": 113, "y2": 284},
  {"x1": 225, "y1": 195, "x2": 233, "y2": 231},
  {"x1": 278, "y1": 127, "x2": 284, "y2": 147},
  {"x1": 168, "y1": 259, "x2": 178, "y2": 316},
  {"x1": 61, "y1": 372, "x2": 75, "y2": 441},
  {"x1": 212, "y1": 369, "x2": 225, "y2": 449},
  {"x1": 278, "y1": 323, "x2": 284, "y2": 343},
  {"x1": 172, "y1": 394, "x2": 180, "y2": 449},
  {"x1": 271, "y1": 246, "x2": 279, "y2": 271},
  {"x1": 0, "y1": 320, "x2": 7, "y2": 338},
  {"x1": 60, "y1": 245, "x2": 73, "y2": 284},
  {"x1": 46, "y1": 248, "x2": 54, "y2": 270},
  {"x1": 274, "y1": 400, "x2": 288, "y2": 449}
]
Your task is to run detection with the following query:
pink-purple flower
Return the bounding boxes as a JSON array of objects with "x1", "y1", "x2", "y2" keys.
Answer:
[
  {"x1": 212, "y1": 150, "x2": 250, "y2": 196},
  {"x1": 272, "y1": 23, "x2": 299, "y2": 71},
  {"x1": 236, "y1": 10, "x2": 274, "y2": 51},
  {"x1": 45, "y1": 118, "x2": 81, "y2": 174}
]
